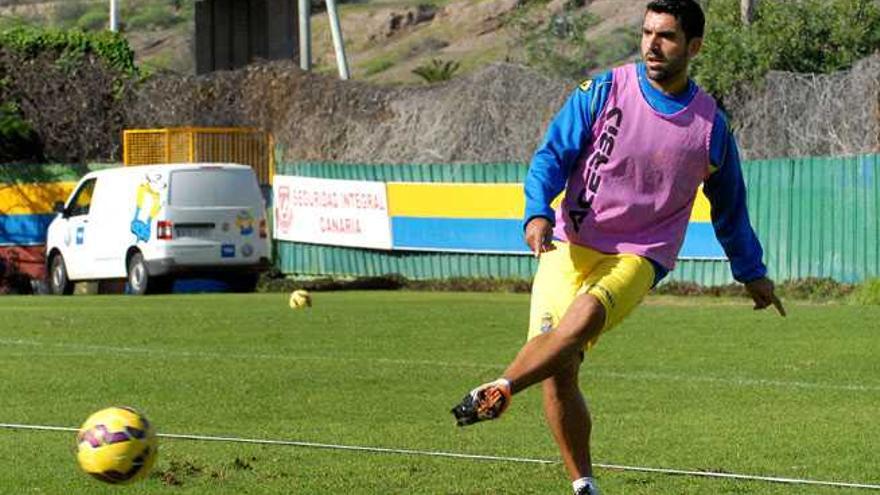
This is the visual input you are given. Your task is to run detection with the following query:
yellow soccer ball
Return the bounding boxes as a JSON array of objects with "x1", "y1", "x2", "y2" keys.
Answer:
[
  {"x1": 289, "y1": 289, "x2": 312, "y2": 309},
  {"x1": 75, "y1": 406, "x2": 157, "y2": 484}
]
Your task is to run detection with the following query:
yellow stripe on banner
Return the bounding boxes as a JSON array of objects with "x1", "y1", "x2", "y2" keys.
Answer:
[
  {"x1": 0, "y1": 182, "x2": 76, "y2": 215},
  {"x1": 387, "y1": 183, "x2": 524, "y2": 219},
  {"x1": 691, "y1": 185, "x2": 711, "y2": 223},
  {"x1": 386, "y1": 182, "x2": 711, "y2": 222}
]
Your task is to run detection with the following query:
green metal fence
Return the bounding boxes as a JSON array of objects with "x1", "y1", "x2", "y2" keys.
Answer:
[
  {"x1": 741, "y1": 154, "x2": 879, "y2": 283},
  {"x1": 277, "y1": 243, "x2": 537, "y2": 280},
  {"x1": 275, "y1": 161, "x2": 527, "y2": 183},
  {"x1": 275, "y1": 156, "x2": 880, "y2": 285}
]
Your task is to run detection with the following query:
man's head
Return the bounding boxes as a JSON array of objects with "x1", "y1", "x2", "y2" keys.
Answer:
[{"x1": 642, "y1": 0, "x2": 705, "y2": 86}]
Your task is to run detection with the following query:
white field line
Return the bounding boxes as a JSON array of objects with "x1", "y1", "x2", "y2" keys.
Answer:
[
  {"x1": 592, "y1": 369, "x2": 880, "y2": 393},
  {"x1": 1, "y1": 338, "x2": 878, "y2": 393},
  {"x1": 1, "y1": 423, "x2": 879, "y2": 491}
]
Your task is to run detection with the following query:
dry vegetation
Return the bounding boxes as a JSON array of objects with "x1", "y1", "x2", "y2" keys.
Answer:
[
  {"x1": 729, "y1": 54, "x2": 880, "y2": 159},
  {"x1": 130, "y1": 60, "x2": 571, "y2": 164}
]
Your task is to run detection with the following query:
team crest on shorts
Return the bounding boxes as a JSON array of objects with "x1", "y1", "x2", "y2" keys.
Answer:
[
  {"x1": 578, "y1": 79, "x2": 593, "y2": 92},
  {"x1": 540, "y1": 312, "x2": 555, "y2": 333}
]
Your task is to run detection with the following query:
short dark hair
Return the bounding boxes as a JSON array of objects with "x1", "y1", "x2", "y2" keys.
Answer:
[{"x1": 646, "y1": 0, "x2": 705, "y2": 41}]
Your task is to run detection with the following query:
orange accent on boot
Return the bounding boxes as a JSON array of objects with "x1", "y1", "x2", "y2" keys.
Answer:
[{"x1": 476, "y1": 380, "x2": 512, "y2": 419}]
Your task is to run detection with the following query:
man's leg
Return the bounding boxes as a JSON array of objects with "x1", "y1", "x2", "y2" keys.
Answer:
[
  {"x1": 543, "y1": 353, "x2": 593, "y2": 481},
  {"x1": 451, "y1": 248, "x2": 655, "y2": 494},
  {"x1": 451, "y1": 293, "x2": 605, "y2": 426},
  {"x1": 451, "y1": 242, "x2": 605, "y2": 426},
  {"x1": 503, "y1": 294, "x2": 605, "y2": 393}
]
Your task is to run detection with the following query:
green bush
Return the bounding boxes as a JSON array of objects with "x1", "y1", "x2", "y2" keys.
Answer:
[
  {"x1": 693, "y1": 0, "x2": 880, "y2": 98},
  {"x1": 0, "y1": 25, "x2": 138, "y2": 76},
  {"x1": 850, "y1": 278, "x2": 880, "y2": 305},
  {"x1": 0, "y1": 25, "x2": 138, "y2": 162}
]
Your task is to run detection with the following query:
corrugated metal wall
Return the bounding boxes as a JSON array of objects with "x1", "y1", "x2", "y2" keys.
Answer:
[
  {"x1": 275, "y1": 156, "x2": 880, "y2": 285},
  {"x1": 276, "y1": 162, "x2": 527, "y2": 183},
  {"x1": 278, "y1": 243, "x2": 537, "y2": 280},
  {"x1": 743, "y1": 155, "x2": 879, "y2": 283}
]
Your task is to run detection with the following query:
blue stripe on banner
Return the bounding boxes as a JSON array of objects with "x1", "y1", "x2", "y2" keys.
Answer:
[
  {"x1": 679, "y1": 222, "x2": 725, "y2": 259},
  {"x1": 392, "y1": 216, "x2": 725, "y2": 259},
  {"x1": 0, "y1": 214, "x2": 55, "y2": 245},
  {"x1": 392, "y1": 217, "x2": 528, "y2": 253}
]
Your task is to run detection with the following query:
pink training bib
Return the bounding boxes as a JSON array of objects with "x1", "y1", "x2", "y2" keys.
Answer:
[{"x1": 553, "y1": 63, "x2": 716, "y2": 269}]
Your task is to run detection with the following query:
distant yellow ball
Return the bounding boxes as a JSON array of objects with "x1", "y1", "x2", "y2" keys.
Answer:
[
  {"x1": 75, "y1": 406, "x2": 157, "y2": 484},
  {"x1": 289, "y1": 289, "x2": 311, "y2": 309}
]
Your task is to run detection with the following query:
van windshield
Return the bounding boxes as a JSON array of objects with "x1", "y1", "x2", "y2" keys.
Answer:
[{"x1": 169, "y1": 169, "x2": 261, "y2": 207}]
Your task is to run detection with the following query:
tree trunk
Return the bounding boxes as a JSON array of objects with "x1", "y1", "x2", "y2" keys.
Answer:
[{"x1": 741, "y1": 0, "x2": 756, "y2": 25}]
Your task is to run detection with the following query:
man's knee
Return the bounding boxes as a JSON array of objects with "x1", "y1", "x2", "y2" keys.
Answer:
[{"x1": 543, "y1": 354, "x2": 581, "y2": 395}]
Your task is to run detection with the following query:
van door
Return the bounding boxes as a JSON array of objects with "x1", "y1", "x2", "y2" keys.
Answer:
[
  {"x1": 59, "y1": 178, "x2": 97, "y2": 280},
  {"x1": 88, "y1": 174, "x2": 132, "y2": 278},
  {"x1": 165, "y1": 168, "x2": 264, "y2": 266}
]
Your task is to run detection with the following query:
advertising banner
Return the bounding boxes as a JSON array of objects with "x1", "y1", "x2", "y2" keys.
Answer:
[{"x1": 273, "y1": 176, "x2": 392, "y2": 250}]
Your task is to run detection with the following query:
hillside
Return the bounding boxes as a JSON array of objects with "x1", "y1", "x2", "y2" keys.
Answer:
[
  {"x1": 308, "y1": 0, "x2": 645, "y2": 83},
  {"x1": 0, "y1": 0, "x2": 646, "y2": 83}
]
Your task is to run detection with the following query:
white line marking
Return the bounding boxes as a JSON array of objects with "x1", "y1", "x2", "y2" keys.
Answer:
[
  {"x1": 1, "y1": 338, "x2": 878, "y2": 393},
  {"x1": 594, "y1": 463, "x2": 880, "y2": 490},
  {"x1": 2, "y1": 423, "x2": 878, "y2": 490},
  {"x1": 590, "y1": 369, "x2": 880, "y2": 393}
]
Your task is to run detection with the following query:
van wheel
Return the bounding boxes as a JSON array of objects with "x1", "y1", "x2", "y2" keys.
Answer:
[
  {"x1": 127, "y1": 253, "x2": 151, "y2": 295},
  {"x1": 49, "y1": 254, "x2": 74, "y2": 295}
]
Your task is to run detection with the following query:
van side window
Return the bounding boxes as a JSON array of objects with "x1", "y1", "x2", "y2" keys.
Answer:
[{"x1": 68, "y1": 179, "x2": 97, "y2": 217}]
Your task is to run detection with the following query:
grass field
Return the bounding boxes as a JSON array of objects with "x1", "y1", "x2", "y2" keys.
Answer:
[{"x1": 0, "y1": 292, "x2": 877, "y2": 494}]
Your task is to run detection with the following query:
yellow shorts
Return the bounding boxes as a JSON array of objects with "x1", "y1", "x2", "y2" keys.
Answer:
[{"x1": 527, "y1": 241, "x2": 655, "y2": 350}]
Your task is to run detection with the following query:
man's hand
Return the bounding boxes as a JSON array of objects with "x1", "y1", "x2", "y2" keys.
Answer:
[
  {"x1": 745, "y1": 277, "x2": 786, "y2": 317},
  {"x1": 524, "y1": 217, "x2": 555, "y2": 258}
]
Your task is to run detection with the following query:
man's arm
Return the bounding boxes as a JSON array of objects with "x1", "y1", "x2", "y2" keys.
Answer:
[
  {"x1": 523, "y1": 74, "x2": 611, "y2": 255},
  {"x1": 704, "y1": 112, "x2": 785, "y2": 316}
]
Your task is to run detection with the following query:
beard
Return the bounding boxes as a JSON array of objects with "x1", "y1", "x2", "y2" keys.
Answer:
[{"x1": 643, "y1": 51, "x2": 688, "y2": 83}]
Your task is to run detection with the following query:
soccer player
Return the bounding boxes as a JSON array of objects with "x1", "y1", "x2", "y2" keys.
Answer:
[{"x1": 450, "y1": 1, "x2": 786, "y2": 494}]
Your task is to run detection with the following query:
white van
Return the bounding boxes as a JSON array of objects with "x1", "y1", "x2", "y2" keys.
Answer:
[{"x1": 46, "y1": 164, "x2": 271, "y2": 295}]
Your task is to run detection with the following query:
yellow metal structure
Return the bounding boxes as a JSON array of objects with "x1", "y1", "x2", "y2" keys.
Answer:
[{"x1": 123, "y1": 127, "x2": 275, "y2": 184}]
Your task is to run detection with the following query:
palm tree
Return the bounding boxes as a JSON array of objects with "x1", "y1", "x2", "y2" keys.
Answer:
[{"x1": 412, "y1": 59, "x2": 461, "y2": 83}]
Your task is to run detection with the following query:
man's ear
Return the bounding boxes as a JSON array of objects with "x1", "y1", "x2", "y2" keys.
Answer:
[{"x1": 687, "y1": 37, "x2": 703, "y2": 59}]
